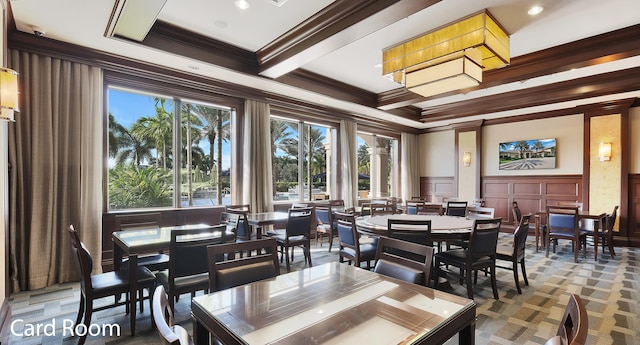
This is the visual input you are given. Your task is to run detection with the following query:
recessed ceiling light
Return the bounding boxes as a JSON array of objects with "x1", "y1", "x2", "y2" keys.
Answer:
[
  {"x1": 235, "y1": 0, "x2": 250, "y2": 10},
  {"x1": 528, "y1": 5, "x2": 543, "y2": 16}
]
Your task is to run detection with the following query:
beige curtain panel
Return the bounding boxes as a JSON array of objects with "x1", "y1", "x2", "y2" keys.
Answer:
[
  {"x1": 8, "y1": 49, "x2": 103, "y2": 291},
  {"x1": 242, "y1": 99, "x2": 274, "y2": 213}
]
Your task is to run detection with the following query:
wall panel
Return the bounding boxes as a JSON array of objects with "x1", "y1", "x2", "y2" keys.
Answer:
[{"x1": 420, "y1": 176, "x2": 454, "y2": 202}]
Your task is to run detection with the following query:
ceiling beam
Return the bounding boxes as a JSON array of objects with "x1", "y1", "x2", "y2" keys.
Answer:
[
  {"x1": 256, "y1": 0, "x2": 441, "y2": 78},
  {"x1": 419, "y1": 66, "x2": 640, "y2": 123}
]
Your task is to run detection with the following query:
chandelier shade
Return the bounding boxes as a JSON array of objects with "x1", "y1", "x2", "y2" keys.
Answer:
[{"x1": 382, "y1": 10, "x2": 509, "y2": 97}]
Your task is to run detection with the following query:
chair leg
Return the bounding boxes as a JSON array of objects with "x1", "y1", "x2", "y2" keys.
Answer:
[
  {"x1": 306, "y1": 244, "x2": 313, "y2": 267},
  {"x1": 285, "y1": 247, "x2": 292, "y2": 272},
  {"x1": 327, "y1": 233, "x2": 333, "y2": 252},
  {"x1": 434, "y1": 259, "x2": 441, "y2": 289},
  {"x1": 465, "y1": 268, "x2": 474, "y2": 300},
  {"x1": 573, "y1": 239, "x2": 579, "y2": 263},
  {"x1": 78, "y1": 300, "x2": 93, "y2": 345},
  {"x1": 520, "y1": 258, "x2": 529, "y2": 286},
  {"x1": 490, "y1": 265, "x2": 499, "y2": 300},
  {"x1": 512, "y1": 260, "x2": 522, "y2": 294}
]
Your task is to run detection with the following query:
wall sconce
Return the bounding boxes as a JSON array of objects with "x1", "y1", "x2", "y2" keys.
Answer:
[
  {"x1": 599, "y1": 142, "x2": 612, "y2": 161},
  {"x1": 463, "y1": 152, "x2": 471, "y2": 167},
  {"x1": 0, "y1": 68, "x2": 20, "y2": 122}
]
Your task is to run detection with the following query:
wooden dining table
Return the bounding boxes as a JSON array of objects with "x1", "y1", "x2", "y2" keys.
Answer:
[
  {"x1": 245, "y1": 211, "x2": 290, "y2": 239},
  {"x1": 355, "y1": 214, "x2": 474, "y2": 241},
  {"x1": 191, "y1": 261, "x2": 477, "y2": 345},
  {"x1": 112, "y1": 223, "x2": 225, "y2": 334},
  {"x1": 534, "y1": 210, "x2": 607, "y2": 260}
]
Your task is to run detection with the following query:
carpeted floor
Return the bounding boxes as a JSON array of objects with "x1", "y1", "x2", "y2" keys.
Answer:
[{"x1": 5, "y1": 235, "x2": 640, "y2": 344}]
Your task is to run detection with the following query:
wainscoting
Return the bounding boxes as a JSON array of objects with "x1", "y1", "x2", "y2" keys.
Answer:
[{"x1": 420, "y1": 176, "x2": 455, "y2": 203}]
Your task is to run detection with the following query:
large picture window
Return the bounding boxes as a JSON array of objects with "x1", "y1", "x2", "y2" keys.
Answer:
[
  {"x1": 270, "y1": 116, "x2": 332, "y2": 202},
  {"x1": 107, "y1": 87, "x2": 233, "y2": 210},
  {"x1": 357, "y1": 133, "x2": 397, "y2": 199}
]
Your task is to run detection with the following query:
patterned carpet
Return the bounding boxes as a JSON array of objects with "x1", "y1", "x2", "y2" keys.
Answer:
[{"x1": 5, "y1": 235, "x2": 640, "y2": 344}]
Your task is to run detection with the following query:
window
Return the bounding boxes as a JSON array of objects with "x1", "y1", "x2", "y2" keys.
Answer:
[
  {"x1": 107, "y1": 87, "x2": 234, "y2": 210},
  {"x1": 270, "y1": 116, "x2": 332, "y2": 202},
  {"x1": 357, "y1": 133, "x2": 397, "y2": 199}
]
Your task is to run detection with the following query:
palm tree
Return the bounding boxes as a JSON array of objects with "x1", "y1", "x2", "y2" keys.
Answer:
[
  {"x1": 109, "y1": 113, "x2": 153, "y2": 166},
  {"x1": 532, "y1": 141, "x2": 545, "y2": 157},
  {"x1": 193, "y1": 105, "x2": 231, "y2": 204},
  {"x1": 514, "y1": 141, "x2": 530, "y2": 159},
  {"x1": 131, "y1": 99, "x2": 173, "y2": 169},
  {"x1": 271, "y1": 120, "x2": 294, "y2": 196},
  {"x1": 357, "y1": 144, "x2": 370, "y2": 173}
]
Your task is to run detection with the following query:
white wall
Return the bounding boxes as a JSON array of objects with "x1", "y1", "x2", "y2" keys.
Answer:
[
  {"x1": 630, "y1": 107, "x2": 640, "y2": 174},
  {"x1": 418, "y1": 130, "x2": 455, "y2": 177},
  {"x1": 483, "y1": 114, "x2": 584, "y2": 176},
  {"x1": 458, "y1": 131, "x2": 476, "y2": 201}
]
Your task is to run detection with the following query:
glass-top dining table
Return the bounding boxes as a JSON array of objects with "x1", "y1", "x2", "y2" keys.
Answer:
[{"x1": 191, "y1": 261, "x2": 476, "y2": 345}]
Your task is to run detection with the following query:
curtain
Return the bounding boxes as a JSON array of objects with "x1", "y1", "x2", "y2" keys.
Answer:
[
  {"x1": 401, "y1": 132, "x2": 420, "y2": 202},
  {"x1": 339, "y1": 120, "x2": 358, "y2": 207},
  {"x1": 8, "y1": 50, "x2": 103, "y2": 291},
  {"x1": 242, "y1": 100, "x2": 273, "y2": 213}
]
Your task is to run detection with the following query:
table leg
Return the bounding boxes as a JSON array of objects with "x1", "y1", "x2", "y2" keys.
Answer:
[
  {"x1": 594, "y1": 219, "x2": 599, "y2": 262},
  {"x1": 128, "y1": 254, "x2": 138, "y2": 336},
  {"x1": 192, "y1": 317, "x2": 210, "y2": 345},
  {"x1": 534, "y1": 215, "x2": 540, "y2": 253},
  {"x1": 458, "y1": 320, "x2": 475, "y2": 345}
]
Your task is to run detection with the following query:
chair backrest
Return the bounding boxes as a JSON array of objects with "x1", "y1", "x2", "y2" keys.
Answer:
[
  {"x1": 467, "y1": 218, "x2": 502, "y2": 260},
  {"x1": 225, "y1": 207, "x2": 250, "y2": 239},
  {"x1": 471, "y1": 198, "x2": 485, "y2": 207},
  {"x1": 512, "y1": 201, "x2": 523, "y2": 222},
  {"x1": 68, "y1": 225, "x2": 93, "y2": 291},
  {"x1": 207, "y1": 238, "x2": 280, "y2": 291},
  {"x1": 513, "y1": 214, "x2": 532, "y2": 257},
  {"x1": 115, "y1": 212, "x2": 162, "y2": 231},
  {"x1": 169, "y1": 226, "x2": 226, "y2": 281},
  {"x1": 405, "y1": 200, "x2": 426, "y2": 215},
  {"x1": 446, "y1": 201, "x2": 468, "y2": 217},
  {"x1": 547, "y1": 205, "x2": 579, "y2": 232},
  {"x1": 387, "y1": 218, "x2": 432, "y2": 246},
  {"x1": 466, "y1": 206, "x2": 495, "y2": 219},
  {"x1": 285, "y1": 207, "x2": 313, "y2": 237},
  {"x1": 557, "y1": 201, "x2": 583, "y2": 210},
  {"x1": 335, "y1": 211, "x2": 358, "y2": 248},
  {"x1": 554, "y1": 294, "x2": 588, "y2": 345},
  {"x1": 370, "y1": 202, "x2": 395, "y2": 216},
  {"x1": 607, "y1": 205, "x2": 619, "y2": 231},
  {"x1": 315, "y1": 203, "x2": 332, "y2": 225},
  {"x1": 152, "y1": 285, "x2": 182, "y2": 345},
  {"x1": 374, "y1": 236, "x2": 435, "y2": 286},
  {"x1": 291, "y1": 203, "x2": 309, "y2": 208},
  {"x1": 418, "y1": 203, "x2": 444, "y2": 215},
  {"x1": 329, "y1": 199, "x2": 345, "y2": 207}
]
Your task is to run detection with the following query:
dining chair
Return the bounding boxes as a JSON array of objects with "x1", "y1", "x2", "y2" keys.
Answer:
[
  {"x1": 314, "y1": 202, "x2": 335, "y2": 250},
  {"x1": 335, "y1": 211, "x2": 377, "y2": 269},
  {"x1": 115, "y1": 212, "x2": 170, "y2": 272},
  {"x1": 578, "y1": 211, "x2": 607, "y2": 261},
  {"x1": 152, "y1": 285, "x2": 193, "y2": 345},
  {"x1": 219, "y1": 212, "x2": 239, "y2": 242},
  {"x1": 370, "y1": 202, "x2": 395, "y2": 216},
  {"x1": 156, "y1": 225, "x2": 226, "y2": 313},
  {"x1": 69, "y1": 225, "x2": 156, "y2": 344},
  {"x1": 512, "y1": 200, "x2": 540, "y2": 235},
  {"x1": 207, "y1": 238, "x2": 280, "y2": 291},
  {"x1": 224, "y1": 207, "x2": 252, "y2": 241},
  {"x1": 545, "y1": 205, "x2": 585, "y2": 263},
  {"x1": 446, "y1": 201, "x2": 468, "y2": 217},
  {"x1": 601, "y1": 205, "x2": 619, "y2": 257},
  {"x1": 374, "y1": 237, "x2": 434, "y2": 286},
  {"x1": 405, "y1": 199, "x2": 426, "y2": 215},
  {"x1": 387, "y1": 218, "x2": 432, "y2": 247},
  {"x1": 269, "y1": 207, "x2": 313, "y2": 272},
  {"x1": 543, "y1": 294, "x2": 588, "y2": 345},
  {"x1": 466, "y1": 206, "x2": 495, "y2": 219},
  {"x1": 496, "y1": 213, "x2": 532, "y2": 294},
  {"x1": 435, "y1": 218, "x2": 502, "y2": 300}
]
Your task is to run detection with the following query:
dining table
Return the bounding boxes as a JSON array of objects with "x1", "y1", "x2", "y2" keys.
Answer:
[
  {"x1": 355, "y1": 214, "x2": 475, "y2": 241},
  {"x1": 191, "y1": 261, "x2": 477, "y2": 345},
  {"x1": 112, "y1": 223, "x2": 225, "y2": 334},
  {"x1": 245, "y1": 211, "x2": 290, "y2": 239},
  {"x1": 533, "y1": 210, "x2": 607, "y2": 260}
]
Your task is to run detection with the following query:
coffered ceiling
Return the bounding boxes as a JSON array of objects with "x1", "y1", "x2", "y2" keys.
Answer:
[{"x1": 8, "y1": 0, "x2": 640, "y2": 130}]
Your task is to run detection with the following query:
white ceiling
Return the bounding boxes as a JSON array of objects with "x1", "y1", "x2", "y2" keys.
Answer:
[{"x1": 9, "y1": 0, "x2": 640, "y2": 129}]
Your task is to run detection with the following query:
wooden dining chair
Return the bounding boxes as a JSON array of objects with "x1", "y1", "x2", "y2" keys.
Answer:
[
  {"x1": 269, "y1": 207, "x2": 314, "y2": 272},
  {"x1": 69, "y1": 225, "x2": 156, "y2": 344},
  {"x1": 545, "y1": 205, "x2": 585, "y2": 263},
  {"x1": 207, "y1": 238, "x2": 280, "y2": 291},
  {"x1": 466, "y1": 206, "x2": 495, "y2": 219},
  {"x1": 387, "y1": 218, "x2": 432, "y2": 247},
  {"x1": 405, "y1": 199, "x2": 426, "y2": 215},
  {"x1": 496, "y1": 213, "x2": 532, "y2": 294},
  {"x1": 314, "y1": 202, "x2": 335, "y2": 250},
  {"x1": 543, "y1": 294, "x2": 588, "y2": 345},
  {"x1": 152, "y1": 285, "x2": 193, "y2": 345},
  {"x1": 435, "y1": 218, "x2": 502, "y2": 300},
  {"x1": 418, "y1": 203, "x2": 444, "y2": 215},
  {"x1": 446, "y1": 201, "x2": 468, "y2": 217},
  {"x1": 335, "y1": 211, "x2": 377, "y2": 269},
  {"x1": 224, "y1": 207, "x2": 252, "y2": 241},
  {"x1": 156, "y1": 225, "x2": 226, "y2": 313},
  {"x1": 374, "y1": 237, "x2": 434, "y2": 286}
]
